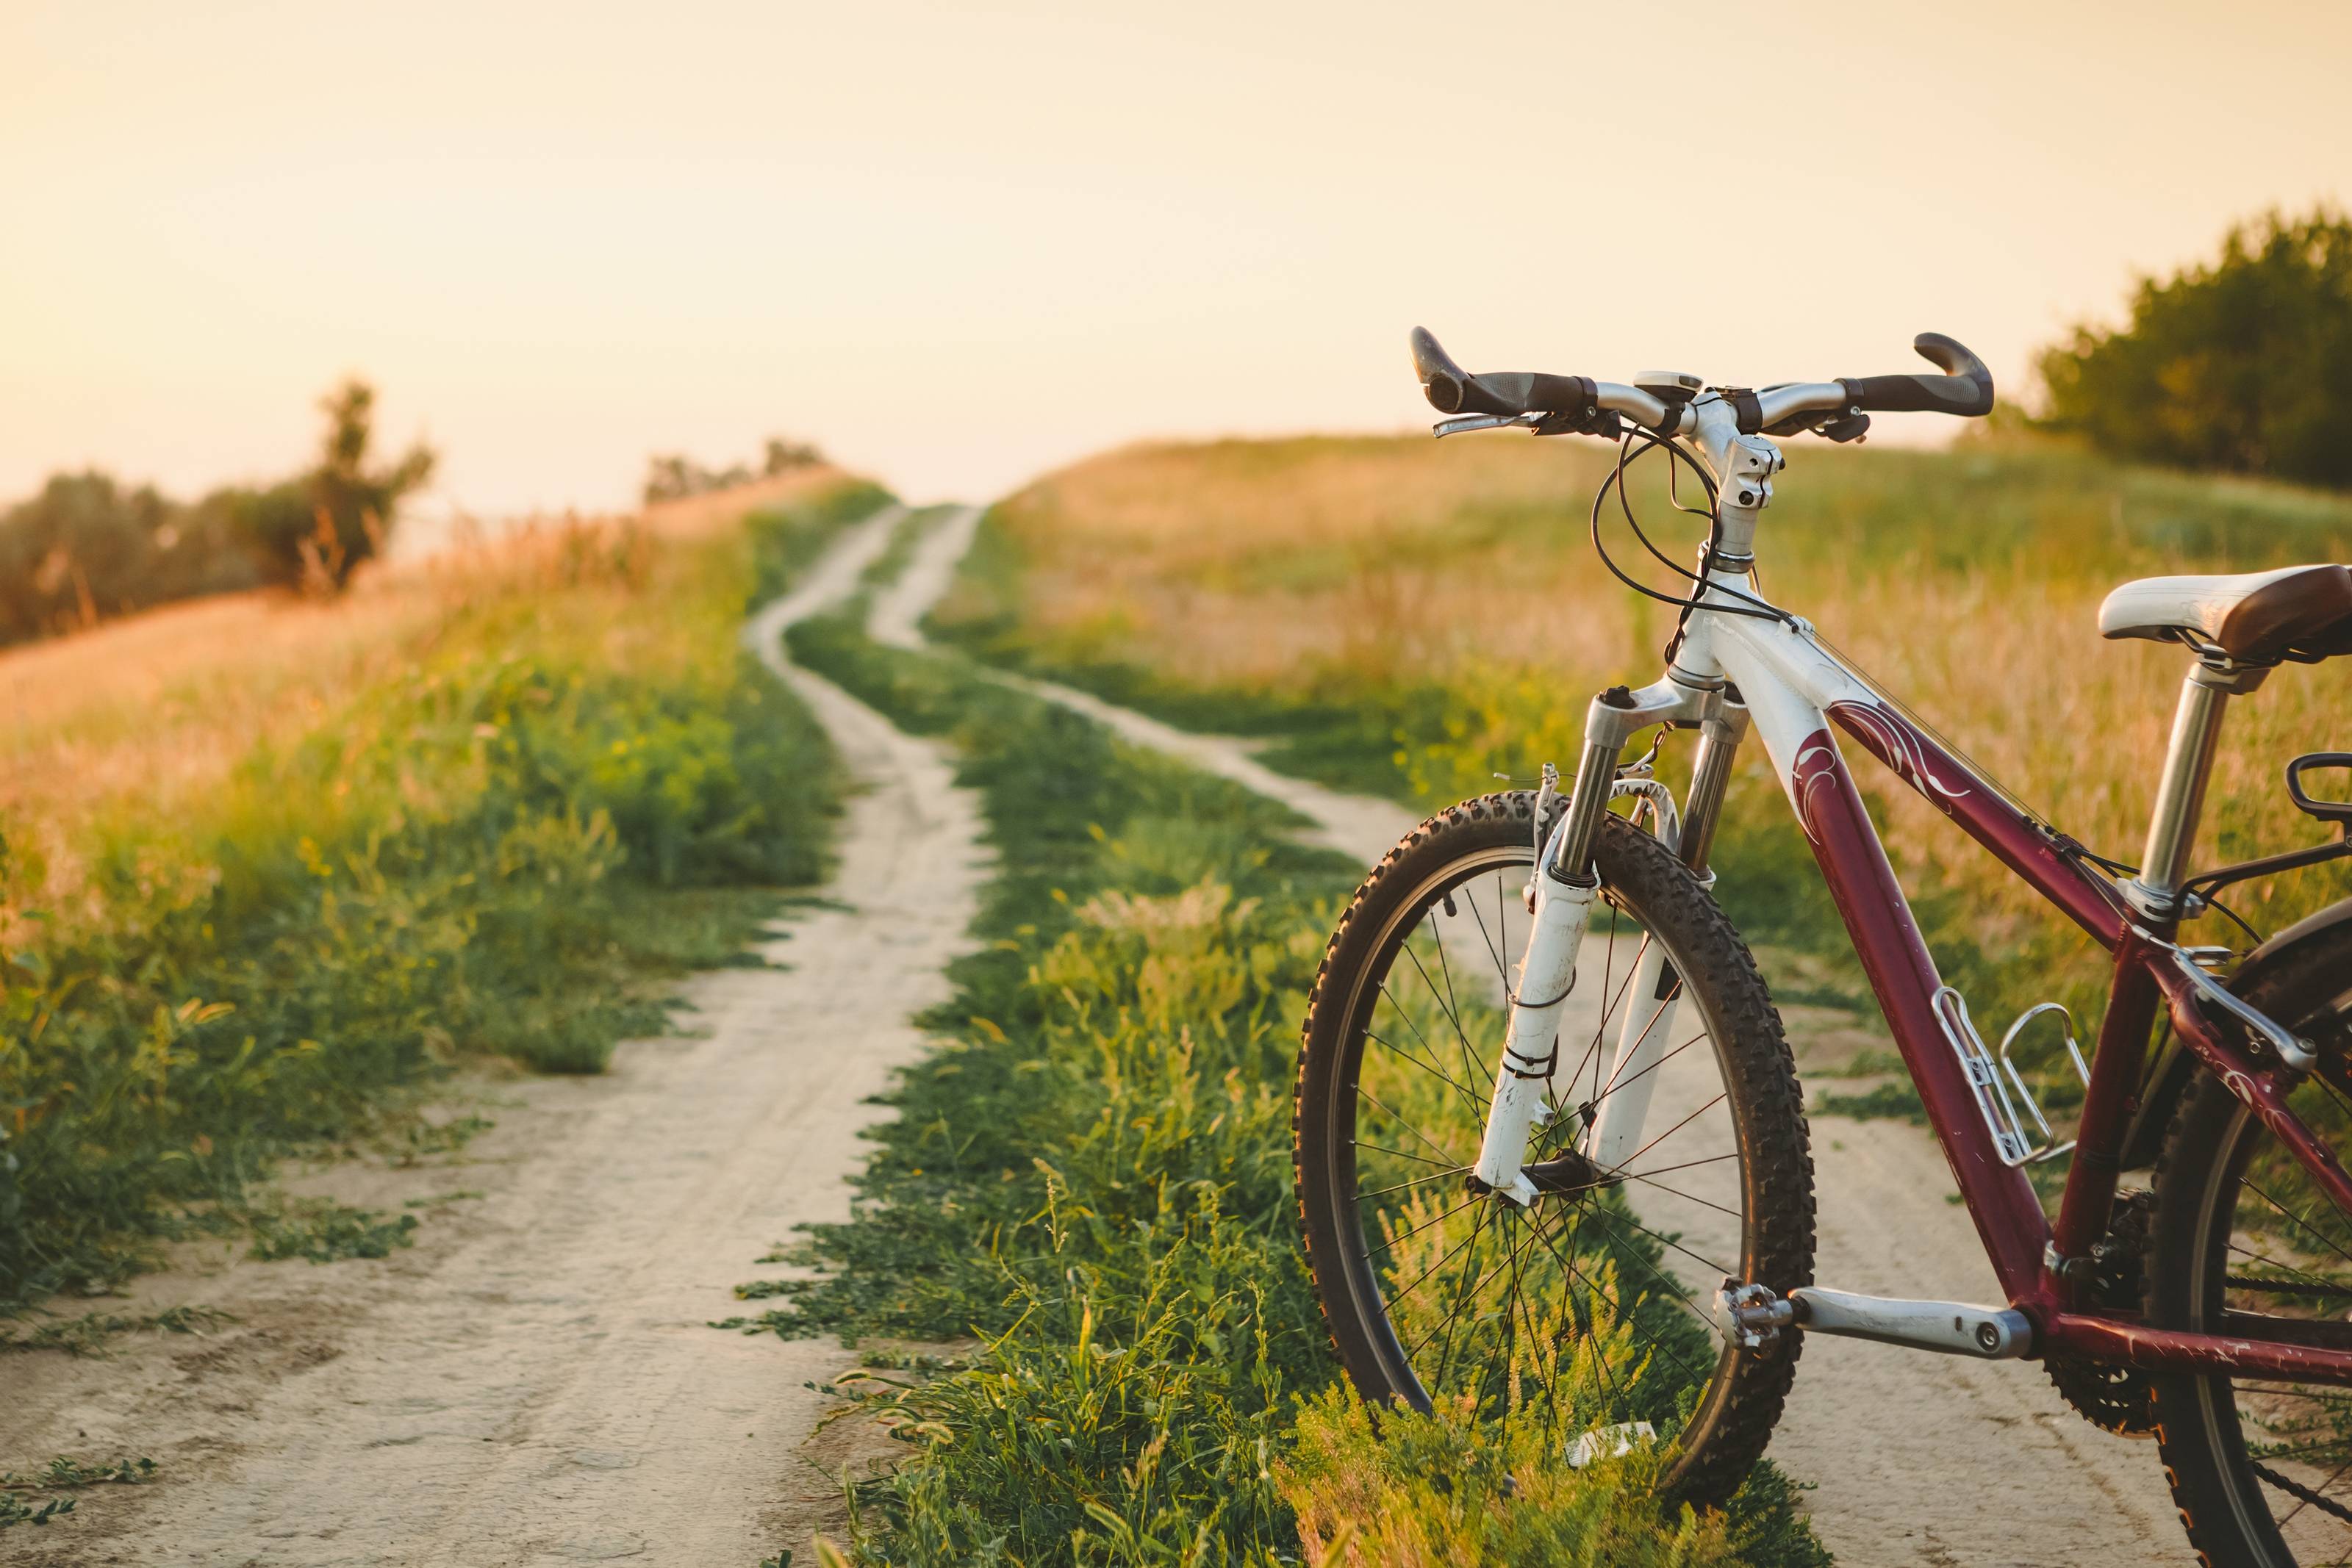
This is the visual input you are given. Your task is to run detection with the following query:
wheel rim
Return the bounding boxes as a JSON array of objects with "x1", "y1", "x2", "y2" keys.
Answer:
[
  {"x1": 2188, "y1": 1054, "x2": 2352, "y2": 1561},
  {"x1": 1324, "y1": 839, "x2": 1751, "y2": 1466}
]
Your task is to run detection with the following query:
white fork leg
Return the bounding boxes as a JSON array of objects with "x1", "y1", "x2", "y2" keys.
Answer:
[
  {"x1": 1474, "y1": 871, "x2": 1596, "y2": 1204},
  {"x1": 1583, "y1": 938, "x2": 1681, "y2": 1170}
]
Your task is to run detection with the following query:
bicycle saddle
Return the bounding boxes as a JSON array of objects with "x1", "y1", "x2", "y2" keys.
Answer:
[{"x1": 2099, "y1": 563, "x2": 2352, "y2": 661}]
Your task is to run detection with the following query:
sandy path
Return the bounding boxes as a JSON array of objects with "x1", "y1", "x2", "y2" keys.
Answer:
[
  {"x1": 886, "y1": 507, "x2": 2186, "y2": 1567},
  {"x1": 0, "y1": 503, "x2": 987, "y2": 1567}
]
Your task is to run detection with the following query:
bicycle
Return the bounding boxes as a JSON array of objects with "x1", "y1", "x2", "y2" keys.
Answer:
[{"x1": 1291, "y1": 326, "x2": 2352, "y2": 1564}]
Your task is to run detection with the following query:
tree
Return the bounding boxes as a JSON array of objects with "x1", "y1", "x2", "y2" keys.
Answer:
[
  {"x1": 2037, "y1": 207, "x2": 2352, "y2": 488},
  {"x1": 234, "y1": 379, "x2": 436, "y2": 591}
]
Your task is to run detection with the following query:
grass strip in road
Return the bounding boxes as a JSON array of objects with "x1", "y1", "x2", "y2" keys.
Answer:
[
  {"x1": 0, "y1": 478, "x2": 888, "y2": 1312},
  {"x1": 753, "y1": 600, "x2": 1827, "y2": 1565}
]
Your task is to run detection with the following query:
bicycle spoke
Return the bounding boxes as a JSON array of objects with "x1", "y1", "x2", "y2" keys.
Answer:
[
  {"x1": 1467, "y1": 881, "x2": 1510, "y2": 988},
  {"x1": 1354, "y1": 1137, "x2": 1465, "y2": 1172},
  {"x1": 1361, "y1": 1189, "x2": 1483, "y2": 1261},
  {"x1": 1622, "y1": 1172, "x2": 1744, "y2": 1222},
  {"x1": 1596, "y1": 985, "x2": 1679, "y2": 1098},
  {"x1": 2275, "y1": 1452, "x2": 2352, "y2": 1530},
  {"x1": 2242, "y1": 1176, "x2": 2352, "y2": 1273},
  {"x1": 1525, "y1": 1198, "x2": 1715, "y2": 1391},
  {"x1": 1425, "y1": 909, "x2": 1470, "y2": 1051},
  {"x1": 1585, "y1": 1030, "x2": 1709, "y2": 1126},
  {"x1": 1365, "y1": 1024, "x2": 1482, "y2": 1118},
  {"x1": 1402, "y1": 942, "x2": 1491, "y2": 1097},
  {"x1": 1356, "y1": 1088, "x2": 1466, "y2": 1170},
  {"x1": 1383, "y1": 1204, "x2": 1491, "y2": 1310},
  {"x1": 1355, "y1": 1165, "x2": 1472, "y2": 1204},
  {"x1": 1520, "y1": 1198, "x2": 1633, "y2": 1411},
  {"x1": 1509, "y1": 1242, "x2": 1562, "y2": 1413},
  {"x1": 1618, "y1": 1150, "x2": 1741, "y2": 1182},
  {"x1": 1617, "y1": 1090, "x2": 1730, "y2": 1177},
  {"x1": 1573, "y1": 1189, "x2": 1736, "y2": 1284},
  {"x1": 1416, "y1": 1204, "x2": 1502, "y2": 1375}
]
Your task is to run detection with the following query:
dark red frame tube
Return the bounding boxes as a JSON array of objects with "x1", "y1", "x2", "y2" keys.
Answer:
[
  {"x1": 1792, "y1": 705, "x2": 2352, "y2": 1380},
  {"x1": 1828, "y1": 700, "x2": 2127, "y2": 948},
  {"x1": 1788, "y1": 724, "x2": 2051, "y2": 1296}
]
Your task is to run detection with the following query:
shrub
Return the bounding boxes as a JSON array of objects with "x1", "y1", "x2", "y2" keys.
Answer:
[
  {"x1": 2039, "y1": 206, "x2": 2352, "y2": 486},
  {"x1": 0, "y1": 473, "x2": 257, "y2": 643},
  {"x1": 642, "y1": 435, "x2": 829, "y2": 505}
]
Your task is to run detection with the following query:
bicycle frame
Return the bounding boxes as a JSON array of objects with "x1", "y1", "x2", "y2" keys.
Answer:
[{"x1": 1615, "y1": 598, "x2": 2352, "y2": 1384}]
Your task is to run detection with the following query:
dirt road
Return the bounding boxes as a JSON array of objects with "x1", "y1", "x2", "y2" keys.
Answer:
[
  {"x1": 0, "y1": 503, "x2": 986, "y2": 1567},
  {"x1": 883, "y1": 507, "x2": 2187, "y2": 1567}
]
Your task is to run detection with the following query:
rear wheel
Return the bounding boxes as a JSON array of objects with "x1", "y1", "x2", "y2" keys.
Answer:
[
  {"x1": 1292, "y1": 791, "x2": 1815, "y2": 1503},
  {"x1": 2149, "y1": 918, "x2": 2352, "y2": 1566}
]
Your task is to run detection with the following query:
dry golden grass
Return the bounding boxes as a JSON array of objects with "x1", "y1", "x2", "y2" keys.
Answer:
[{"x1": 969, "y1": 434, "x2": 2352, "y2": 1021}]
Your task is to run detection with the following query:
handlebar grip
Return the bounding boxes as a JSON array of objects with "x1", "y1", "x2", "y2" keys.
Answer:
[
  {"x1": 1410, "y1": 326, "x2": 1594, "y2": 418},
  {"x1": 1838, "y1": 332, "x2": 1995, "y2": 418}
]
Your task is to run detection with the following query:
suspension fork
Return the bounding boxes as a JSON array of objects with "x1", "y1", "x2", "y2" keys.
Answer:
[
  {"x1": 1473, "y1": 672, "x2": 1729, "y2": 1201},
  {"x1": 1586, "y1": 694, "x2": 1749, "y2": 1169}
]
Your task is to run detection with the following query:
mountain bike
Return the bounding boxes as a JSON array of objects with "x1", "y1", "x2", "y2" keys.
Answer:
[{"x1": 1292, "y1": 326, "x2": 2352, "y2": 1564}]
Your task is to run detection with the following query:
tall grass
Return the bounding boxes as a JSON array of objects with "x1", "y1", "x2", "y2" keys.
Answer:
[
  {"x1": 0, "y1": 478, "x2": 886, "y2": 1310},
  {"x1": 760, "y1": 601, "x2": 1825, "y2": 1564},
  {"x1": 935, "y1": 434, "x2": 2352, "y2": 1072}
]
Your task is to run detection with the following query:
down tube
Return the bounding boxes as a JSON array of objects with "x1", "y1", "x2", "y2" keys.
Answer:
[{"x1": 1715, "y1": 652, "x2": 2051, "y2": 1298}]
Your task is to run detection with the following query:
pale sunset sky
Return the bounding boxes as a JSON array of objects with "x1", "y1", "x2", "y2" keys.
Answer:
[{"x1": 2, "y1": 1, "x2": 2345, "y2": 515}]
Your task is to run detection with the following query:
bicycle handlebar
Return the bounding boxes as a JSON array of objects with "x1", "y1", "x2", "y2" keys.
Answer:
[
  {"x1": 1408, "y1": 327, "x2": 1996, "y2": 434},
  {"x1": 1838, "y1": 334, "x2": 1996, "y2": 418}
]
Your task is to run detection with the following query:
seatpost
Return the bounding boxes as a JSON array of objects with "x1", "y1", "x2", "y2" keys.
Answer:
[{"x1": 2125, "y1": 659, "x2": 2267, "y2": 920}]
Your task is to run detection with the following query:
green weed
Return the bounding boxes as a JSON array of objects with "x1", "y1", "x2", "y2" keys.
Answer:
[
  {"x1": 402, "y1": 1188, "x2": 484, "y2": 1208},
  {"x1": 1812, "y1": 1083, "x2": 1929, "y2": 1124},
  {"x1": 0, "y1": 1454, "x2": 155, "y2": 1534},
  {"x1": 0, "y1": 1303, "x2": 231, "y2": 1356},
  {"x1": 248, "y1": 1200, "x2": 419, "y2": 1262}
]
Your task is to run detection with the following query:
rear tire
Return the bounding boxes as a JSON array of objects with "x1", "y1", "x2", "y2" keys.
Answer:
[
  {"x1": 1292, "y1": 791, "x2": 1815, "y2": 1503},
  {"x1": 2148, "y1": 918, "x2": 2352, "y2": 1566}
]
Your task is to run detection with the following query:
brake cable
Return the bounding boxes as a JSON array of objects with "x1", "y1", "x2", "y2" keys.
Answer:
[{"x1": 1585, "y1": 420, "x2": 1793, "y2": 666}]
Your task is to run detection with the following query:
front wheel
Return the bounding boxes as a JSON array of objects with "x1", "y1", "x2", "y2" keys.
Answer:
[{"x1": 1292, "y1": 791, "x2": 1816, "y2": 1504}]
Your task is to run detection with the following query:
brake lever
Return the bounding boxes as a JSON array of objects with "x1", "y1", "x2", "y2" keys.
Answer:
[
  {"x1": 1433, "y1": 409, "x2": 1624, "y2": 440},
  {"x1": 1433, "y1": 411, "x2": 1545, "y2": 439}
]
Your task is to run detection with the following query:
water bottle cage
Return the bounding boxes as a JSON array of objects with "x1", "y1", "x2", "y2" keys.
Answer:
[{"x1": 1932, "y1": 989, "x2": 2090, "y2": 1167}]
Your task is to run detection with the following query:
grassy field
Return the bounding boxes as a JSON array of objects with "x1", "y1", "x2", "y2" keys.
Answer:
[
  {"x1": 0, "y1": 474, "x2": 883, "y2": 1312},
  {"x1": 933, "y1": 434, "x2": 2352, "y2": 1098},
  {"x1": 749, "y1": 592, "x2": 1825, "y2": 1564}
]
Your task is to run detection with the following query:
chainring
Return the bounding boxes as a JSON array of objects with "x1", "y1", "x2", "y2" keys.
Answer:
[{"x1": 2045, "y1": 1187, "x2": 2157, "y2": 1436}]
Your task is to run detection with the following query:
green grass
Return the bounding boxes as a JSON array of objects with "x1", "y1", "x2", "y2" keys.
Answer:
[
  {"x1": 753, "y1": 592, "x2": 1827, "y2": 1564},
  {"x1": 0, "y1": 482, "x2": 886, "y2": 1312}
]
